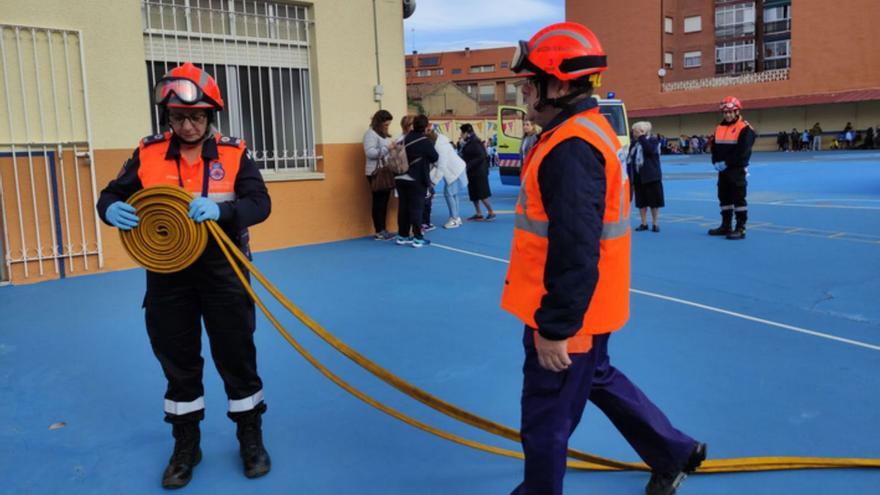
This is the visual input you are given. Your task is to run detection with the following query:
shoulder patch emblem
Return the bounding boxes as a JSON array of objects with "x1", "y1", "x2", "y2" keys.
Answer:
[
  {"x1": 209, "y1": 160, "x2": 226, "y2": 181},
  {"x1": 217, "y1": 136, "x2": 242, "y2": 147},
  {"x1": 141, "y1": 133, "x2": 167, "y2": 146}
]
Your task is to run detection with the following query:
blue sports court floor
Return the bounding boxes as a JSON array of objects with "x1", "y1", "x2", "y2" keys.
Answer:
[{"x1": 2, "y1": 150, "x2": 879, "y2": 494}]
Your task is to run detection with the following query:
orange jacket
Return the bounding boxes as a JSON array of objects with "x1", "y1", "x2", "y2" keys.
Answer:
[
  {"x1": 713, "y1": 118, "x2": 748, "y2": 146},
  {"x1": 138, "y1": 131, "x2": 243, "y2": 201},
  {"x1": 501, "y1": 108, "x2": 631, "y2": 353}
]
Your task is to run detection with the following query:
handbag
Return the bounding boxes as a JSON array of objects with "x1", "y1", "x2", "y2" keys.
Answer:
[{"x1": 370, "y1": 161, "x2": 396, "y2": 192}]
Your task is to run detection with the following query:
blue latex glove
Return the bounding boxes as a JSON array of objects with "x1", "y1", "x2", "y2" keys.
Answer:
[
  {"x1": 713, "y1": 162, "x2": 727, "y2": 172},
  {"x1": 188, "y1": 196, "x2": 220, "y2": 223},
  {"x1": 106, "y1": 201, "x2": 139, "y2": 230}
]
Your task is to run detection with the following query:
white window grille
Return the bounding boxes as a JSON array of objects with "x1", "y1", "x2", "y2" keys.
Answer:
[
  {"x1": 416, "y1": 69, "x2": 430, "y2": 77},
  {"x1": 683, "y1": 51, "x2": 701, "y2": 68},
  {"x1": 0, "y1": 24, "x2": 103, "y2": 282},
  {"x1": 684, "y1": 16, "x2": 701, "y2": 33},
  {"x1": 141, "y1": 0, "x2": 318, "y2": 174}
]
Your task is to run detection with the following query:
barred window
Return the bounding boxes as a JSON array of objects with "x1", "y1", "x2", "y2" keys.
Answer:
[{"x1": 142, "y1": 0, "x2": 318, "y2": 174}]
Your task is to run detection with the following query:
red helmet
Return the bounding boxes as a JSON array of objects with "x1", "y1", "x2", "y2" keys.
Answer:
[
  {"x1": 153, "y1": 62, "x2": 224, "y2": 111},
  {"x1": 720, "y1": 96, "x2": 742, "y2": 112},
  {"x1": 510, "y1": 22, "x2": 607, "y2": 81}
]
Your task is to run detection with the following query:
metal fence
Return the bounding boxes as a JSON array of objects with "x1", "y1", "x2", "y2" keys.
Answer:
[
  {"x1": 142, "y1": 0, "x2": 318, "y2": 174},
  {"x1": 0, "y1": 24, "x2": 103, "y2": 282}
]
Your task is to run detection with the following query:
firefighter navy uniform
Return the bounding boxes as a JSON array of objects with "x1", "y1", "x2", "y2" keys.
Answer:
[
  {"x1": 97, "y1": 131, "x2": 271, "y2": 425},
  {"x1": 711, "y1": 117, "x2": 756, "y2": 236}
]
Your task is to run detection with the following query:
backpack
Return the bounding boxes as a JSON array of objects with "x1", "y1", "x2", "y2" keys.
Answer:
[{"x1": 384, "y1": 136, "x2": 427, "y2": 175}]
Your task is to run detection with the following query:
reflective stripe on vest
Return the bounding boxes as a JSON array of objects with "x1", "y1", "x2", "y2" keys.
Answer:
[
  {"x1": 714, "y1": 118, "x2": 747, "y2": 145},
  {"x1": 501, "y1": 108, "x2": 631, "y2": 353},
  {"x1": 138, "y1": 132, "x2": 243, "y2": 201}
]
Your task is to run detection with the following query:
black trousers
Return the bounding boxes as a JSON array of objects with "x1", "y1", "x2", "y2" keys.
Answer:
[
  {"x1": 144, "y1": 245, "x2": 263, "y2": 424},
  {"x1": 717, "y1": 173, "x2": 748, "y2": 228},
  {"x1": 367, "y1": 175, "x2": 391, "y2": 233},
  {"x1": 422, "y1": 186, "x2": 435, "y2": 226},
  {"x1": 395, "y1": 179, "x2": 426, "y2": 239}
]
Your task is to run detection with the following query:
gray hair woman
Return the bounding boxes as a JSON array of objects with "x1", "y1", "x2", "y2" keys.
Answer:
[{"x1": 626, "y1": 121, "x2": 665, "y2": 232}]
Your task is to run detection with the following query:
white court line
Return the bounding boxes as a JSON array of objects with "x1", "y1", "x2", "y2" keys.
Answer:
[
  {"x1": 432, "y1": 243, "x2": 880, "y2": 352},
  {"x1": 668, "y1": 197, "x2": 880, "y2": 211}
]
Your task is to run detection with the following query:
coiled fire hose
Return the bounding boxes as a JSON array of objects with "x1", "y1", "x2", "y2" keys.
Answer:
[{"x1": 119, "y1": 185, "x2": 880, "y2": 474}]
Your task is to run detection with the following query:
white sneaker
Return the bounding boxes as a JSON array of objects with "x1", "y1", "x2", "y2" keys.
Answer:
[{"x1": 444, "y1": 218, "x2": 460, "y2": 229}]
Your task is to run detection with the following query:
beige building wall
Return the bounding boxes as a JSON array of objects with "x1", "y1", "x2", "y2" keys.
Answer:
[
  {"x1": 0, "y1": 0, "x2": 409, "y2": 284},
  {"x1": 1, "y1": 0, "x2": 152, "y2": 149},
  {"x1": 421, "y1": 85, "x2": 479, "y2": 117}
]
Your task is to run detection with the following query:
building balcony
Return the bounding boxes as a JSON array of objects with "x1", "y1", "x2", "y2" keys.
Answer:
[
  {"x1": 662, "y1": 68, "x2": 789, "y2": 92},
  {"x1": 764, "y1": 19, "x2": 791, "y2": 34},
  {"x1": 715, "y1": 23, "x2": 755, "y2": 39},
  {"x1": 763, "y1": 57, "x2": 790, "y2": 70}
]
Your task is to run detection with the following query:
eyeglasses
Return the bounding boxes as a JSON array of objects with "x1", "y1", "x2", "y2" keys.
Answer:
[{"x1": 168, "y1": 113, "x2": 208, "y2": 126}]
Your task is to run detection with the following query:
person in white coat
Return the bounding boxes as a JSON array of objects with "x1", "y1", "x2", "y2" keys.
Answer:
[{"x1": 427, "y1": 129, "x2": 468, "y2": 228}]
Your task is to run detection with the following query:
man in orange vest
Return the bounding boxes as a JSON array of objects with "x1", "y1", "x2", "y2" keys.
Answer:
[
  {"x1": 502, "y1": 23, "x2": 705, "y2": 495},
  {"x1": 709, "y1": 96, "x2": 756, "y2": 240},
  {"x1": 96, "y1": 63, "x2": 271, "y2": 488}
]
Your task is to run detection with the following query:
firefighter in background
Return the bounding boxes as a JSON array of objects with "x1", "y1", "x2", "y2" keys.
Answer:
[
  {"x1": 501, "y1": 23, "x2": 706, "y2": 495},
  {"x1": 709, "y1": 96, "x2": 756, "y2": 240},
  {"x1": 96, "y1": 62, "x2": 271, "y2": 488}
]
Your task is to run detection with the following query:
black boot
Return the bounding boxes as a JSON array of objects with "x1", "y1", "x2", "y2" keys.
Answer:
[
  {"x1": 645, "y1": 442, "x2": 707, "y2": 495},
  {"x1": 162, "y1": 422, "x2": 201, "y2": 489},
  {"x1": 235, "y1": 412, "x2": 271, "y2": 479},
  {"x1": 707, "y1": 224, "x2": 731, "y2": 236},
  {"x1": 709, "y1": 210, "x2": 733, "y2": 236},
  {"x1": 726, "y1": 226, "x2": 746, "y2": 240}
]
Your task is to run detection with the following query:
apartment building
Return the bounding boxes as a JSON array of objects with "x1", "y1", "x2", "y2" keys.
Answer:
[
  {"x1": 405, "y1": 46, "x2": 520, "y2": 116},
  {"x1": 571, "y1": 0, "x2": 879, "y2": 141}
]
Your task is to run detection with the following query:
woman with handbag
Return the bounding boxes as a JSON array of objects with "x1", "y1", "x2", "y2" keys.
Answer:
[{"x1": 364, "y1": 110, "x2": 396, "y2": 240}]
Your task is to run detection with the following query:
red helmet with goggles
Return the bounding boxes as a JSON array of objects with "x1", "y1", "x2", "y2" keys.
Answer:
[
  {"x1": 153, "y1": 62, "x2": 224, "y2": 111},
  {"x1": 720, "y1": 96, "x2": 742, "y2": 112},
  {"x1": 510, "y1": 22, "x2": 607, "y2": 82}
]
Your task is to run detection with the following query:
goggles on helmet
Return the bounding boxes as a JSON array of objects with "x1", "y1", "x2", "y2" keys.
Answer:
[
  {"x1": 154, "y1": 78, "x2": 204, "y2": 106},
  {"x1": 510, "y1": 40, "x2": 530, "y2": 73}
]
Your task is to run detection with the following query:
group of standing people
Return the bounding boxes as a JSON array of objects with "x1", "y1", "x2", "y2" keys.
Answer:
[{"x1": 363, "y1": 114, "x2": 494, "y2": 247}]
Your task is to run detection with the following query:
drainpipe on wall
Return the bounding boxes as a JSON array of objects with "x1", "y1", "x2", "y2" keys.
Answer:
[{"x1": 372, "y1": 0, "x2": 384, "y2": 109}]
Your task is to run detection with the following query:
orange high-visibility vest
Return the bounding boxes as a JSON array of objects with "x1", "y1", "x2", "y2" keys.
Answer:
[
  {"x1": 500, "y1": 108, "x2": 631, "y2": 353},
  {"x1": 137, "y1": 131, "x2": 244, "y2": 202},
  {"x1": 714, "y1": 118, "x2": 748, "y2": 145}
]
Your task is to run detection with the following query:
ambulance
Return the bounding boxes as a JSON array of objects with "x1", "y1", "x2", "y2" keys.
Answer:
[{"x1": 496, "y1": 96, "x2": 629, "y2": 186}]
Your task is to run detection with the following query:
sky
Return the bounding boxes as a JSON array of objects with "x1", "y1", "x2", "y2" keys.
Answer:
[{"x1": 403, "y1": 0, "x2": 565, "y2": 54}]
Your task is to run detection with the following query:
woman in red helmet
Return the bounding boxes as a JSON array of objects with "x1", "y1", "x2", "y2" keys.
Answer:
[
  {"x1": 96, "y1": 62, "x2": 272, "y2": 488},
  {"x1": 502, "y1": 22, "x2": 705, "y2": 495},
  {"x1": 710, "y1": 96, "x2": 756, "y2": 240}
]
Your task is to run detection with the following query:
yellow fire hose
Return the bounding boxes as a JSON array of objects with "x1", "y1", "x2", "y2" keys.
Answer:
[{"x1": 119, "y1": 185, "x2": 880, "y2": 474}]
